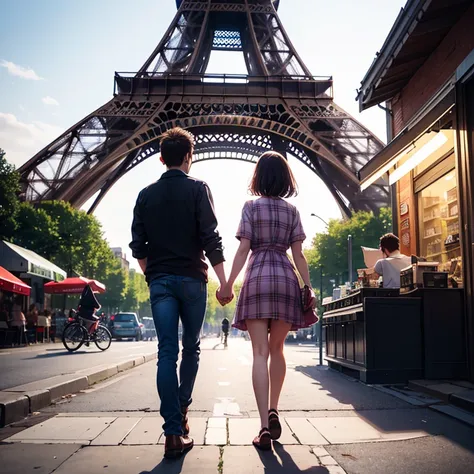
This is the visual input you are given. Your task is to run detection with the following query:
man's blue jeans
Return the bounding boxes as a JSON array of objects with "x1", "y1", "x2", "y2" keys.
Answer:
[{"x1": 150, "y1": 275, "x2": 207, "y2": 436}]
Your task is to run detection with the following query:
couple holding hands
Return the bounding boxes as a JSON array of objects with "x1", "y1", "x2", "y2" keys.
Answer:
[{"x1": 130, "y1": 127, "x2": 315, "y2": 459}]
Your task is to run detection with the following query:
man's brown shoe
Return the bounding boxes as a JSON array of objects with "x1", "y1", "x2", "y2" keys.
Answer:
[
  {"x1": 164, "y1": 434, "x2": 194, "y2": 459},
  {"x1": 181, "y1": 407, "x2": 190, "y2": 436}
]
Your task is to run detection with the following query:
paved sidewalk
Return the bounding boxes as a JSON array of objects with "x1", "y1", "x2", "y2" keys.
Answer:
[{"x1": 2, "y1": 408, "x2": 474, "y2": 473}]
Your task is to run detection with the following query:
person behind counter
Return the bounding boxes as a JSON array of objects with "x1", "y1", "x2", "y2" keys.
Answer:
[{"x1": 374, "y1": 233, "x2": 411, "y2": 289}]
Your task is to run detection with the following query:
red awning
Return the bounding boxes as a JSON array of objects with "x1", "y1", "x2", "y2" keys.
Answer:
[
  {"x1": 0, "y1": 266, "x2": 31, "y2": 296},
  {"x1": 44, "y1": 276, "x2": 106, "y2": 294}
]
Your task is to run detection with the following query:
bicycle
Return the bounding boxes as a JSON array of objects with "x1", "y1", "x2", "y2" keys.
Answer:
[{"x1": 62, "y1": 315, "x2": 112, "y2": 352}]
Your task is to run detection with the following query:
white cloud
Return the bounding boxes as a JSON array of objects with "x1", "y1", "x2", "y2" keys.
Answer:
[
  {"x1": 0, "y1": 112, "x2": 63, "y2": 167},
  {"x1": 19, "y1": 104, "x2": 25, "y2": 112},
  {"x1": 0, "y1": 60, "x2": 43, "y2": 80},
  {"x1": 42, "y1": 96, "x2": 59, "y2": 106}
]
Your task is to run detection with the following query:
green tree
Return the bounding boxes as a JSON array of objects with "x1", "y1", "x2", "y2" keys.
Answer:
[
  {"x1": 14, "y1": 203, "x2": 60, "y2": 257},
  {"x1": 306, "y1": 208, "x2": 392, "y2": 298},
  {"x1": 0, "y1": 149, "x2": 20, "y2": 240},
  {"x1": 122, "y1": 269, "x2": 150, "y2": 313},
  {"x1": 37, "y1": 201, "x2": 100, "y2": 276},
  {"x1": 100, "y1": 260, "x2": 127, "y2": 313}
]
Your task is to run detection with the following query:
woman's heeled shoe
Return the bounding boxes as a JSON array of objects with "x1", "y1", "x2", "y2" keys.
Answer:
[
  {"x1": 252, "y1": 427, "x2": 272, "y2": 451},
  {"x1": 268, "y1": 408, "x2": 281, "y2": 440}
]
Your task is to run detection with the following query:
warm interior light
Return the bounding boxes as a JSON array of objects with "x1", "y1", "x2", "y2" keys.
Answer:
[
  {"x1": 360, "y1": 144, "x2": 415, "y2": 191},
  {"x1": 388, "y1": 133, "x2": 449, "y2": 186}
]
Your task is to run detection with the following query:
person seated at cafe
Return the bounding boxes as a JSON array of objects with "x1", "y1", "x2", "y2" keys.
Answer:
[
  {"x1": 25, "y1": 303, "x2": 39, "y2": 343},
  {"x1": 26, "y1": 303, "x2": 38, "y2": 326},
  {"x1": 37, "y1": 309, "x2": 52, "y2": 343},
  {"x1": 373, "y1": 233, "x2": 411, "y2": 289},
  {"x1": 10, "y1": 296, "x2": 27, "y2": 345}
]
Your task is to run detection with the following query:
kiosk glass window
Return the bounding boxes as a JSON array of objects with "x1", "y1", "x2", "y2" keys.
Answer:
[{"x1": 418, "y1": 169, "x2": 462, "y2": 285}]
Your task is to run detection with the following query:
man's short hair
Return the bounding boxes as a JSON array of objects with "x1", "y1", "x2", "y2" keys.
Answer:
[
  {"x1": 160, "y1": 127, "x2": 194, "y2": 167},
  {"x1": 379, "y1": 233, "x2": 400, "y2": 253}
]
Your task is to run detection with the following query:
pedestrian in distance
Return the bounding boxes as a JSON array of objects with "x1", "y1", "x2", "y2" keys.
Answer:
[
  {"x1": 221, "y1": 317, "x2": 230, "y2": 346},
  {"x1": 217, "y1": 151, "x2": 315, "y2": 451},
  {"x1": 130, "y1": 127, "x2": 228, "y2": 460}
]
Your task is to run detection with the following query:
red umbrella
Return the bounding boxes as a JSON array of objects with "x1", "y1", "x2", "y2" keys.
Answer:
[
  {"x1": 0, "y1": 266, "x2": 31, "y2": 296},
  {"x1": 44, "y1": 276, "x2": 106, "y2": 294}
]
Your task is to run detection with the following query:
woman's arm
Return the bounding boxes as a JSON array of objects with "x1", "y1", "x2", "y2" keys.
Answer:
[
  {"x1": 227, "y1": 238, "x2": 251, "y2": 287},
  {"x1": 218, "y1": 238, "x2": 251, "y2": 300},
  {"x1": 291, "y1": 241, "x2": 311, "y2": 287}
]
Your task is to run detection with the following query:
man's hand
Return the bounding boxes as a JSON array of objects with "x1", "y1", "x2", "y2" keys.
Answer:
[
  {"x1": 216, "y1": 285, "x2": 234, "y2": 306},
  {"x1": 138, "y1": 258, "x2": 147, "y2": 274}
]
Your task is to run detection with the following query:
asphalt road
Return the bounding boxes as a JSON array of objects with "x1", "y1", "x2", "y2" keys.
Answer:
[
  {"x1": 43, "y1": 337, "x2": 408, "y2": 414},
  {"x1": 0, "y1": 340, "x2": 156, "y2": 390}
]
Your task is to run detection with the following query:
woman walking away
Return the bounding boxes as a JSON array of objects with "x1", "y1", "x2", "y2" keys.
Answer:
[{"x1": 217, "y1": 151, "x2": 315, "y2": 451}]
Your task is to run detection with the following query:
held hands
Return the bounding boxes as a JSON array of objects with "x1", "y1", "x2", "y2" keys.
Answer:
[{"x1": 216, "y1": 284, "x2": 234, "y2": 307}]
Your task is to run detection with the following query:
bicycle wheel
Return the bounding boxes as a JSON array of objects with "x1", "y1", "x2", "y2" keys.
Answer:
[
  {"x1": 62, "y1": 322, "x2": 86, "y2": 352},
  {"x1": 94, "y1": 325, "x2": 112, "y2": 351}
]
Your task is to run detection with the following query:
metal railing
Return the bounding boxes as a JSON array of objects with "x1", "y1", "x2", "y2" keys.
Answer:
[{"x1": 113, "y1": 72, "x2": 334, "y2": 100}]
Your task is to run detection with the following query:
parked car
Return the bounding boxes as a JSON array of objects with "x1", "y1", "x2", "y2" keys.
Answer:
[
  {"x1": 108, "y1": 313, "x2": 145, "y2": 341},
  {"x1": 141, "y1": 316, "x2": 156, "y2": 341}
]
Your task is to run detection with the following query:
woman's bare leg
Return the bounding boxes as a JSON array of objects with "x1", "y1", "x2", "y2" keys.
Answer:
[
  {"x1": 246, "y1": 319, "x2": 270, "y2": 429},
  {"x1": 269, "y1": 320, "x2": 292, "y2": 410}
]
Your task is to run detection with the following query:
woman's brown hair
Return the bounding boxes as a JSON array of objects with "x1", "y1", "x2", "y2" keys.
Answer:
[{"x1": 249, "y1": 151, "x2": 298, "y2": 198}]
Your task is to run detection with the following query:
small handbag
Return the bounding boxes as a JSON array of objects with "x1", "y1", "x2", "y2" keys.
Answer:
[{"x1": 301, "y1": 285, "x2": 319, "y2": 328}]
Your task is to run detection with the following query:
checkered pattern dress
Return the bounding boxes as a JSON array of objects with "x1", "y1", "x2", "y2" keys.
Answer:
[{"x1": 232, "y1": 197, "x2": 306, "y2": 331}]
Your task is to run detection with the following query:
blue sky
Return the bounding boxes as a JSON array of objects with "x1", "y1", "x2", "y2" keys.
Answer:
[{"x1": 0, "y1": 0, "x2": 406, "y2": 274}]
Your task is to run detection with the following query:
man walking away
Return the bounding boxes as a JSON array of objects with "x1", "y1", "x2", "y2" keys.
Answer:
[{"x1": 130, "y1": 127, "x2": 227, "y2": 459}]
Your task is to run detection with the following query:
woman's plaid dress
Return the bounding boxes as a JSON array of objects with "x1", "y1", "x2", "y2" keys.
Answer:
[{"x1": 232, "y1": 197, "x2": 306, "y2": 331}]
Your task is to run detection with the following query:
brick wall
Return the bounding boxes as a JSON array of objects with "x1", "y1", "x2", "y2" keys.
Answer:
[{"x1": 391, "y1": 3, "x2": 474, "y2": 135}]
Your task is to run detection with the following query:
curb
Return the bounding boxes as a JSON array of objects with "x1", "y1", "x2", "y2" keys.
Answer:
[{"x1": 0, "y1": 351, "x2": 157, "y2": 427}]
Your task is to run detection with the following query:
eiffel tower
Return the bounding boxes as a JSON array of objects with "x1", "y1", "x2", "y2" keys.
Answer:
[{"x1": 19, "y1": 0, "x2": 389, "y2": 216}]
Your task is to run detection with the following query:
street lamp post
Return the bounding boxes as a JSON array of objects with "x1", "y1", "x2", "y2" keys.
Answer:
[
  {"x1": 311, "y1": 214, "x2": 329, "y2": 366},
  {"x1": 348, "y1": 234, "x2": 353, "y2": 286},
  {"x1": 319, "y1": 264, "x2": 324, "y2": 366},
  {"x1": 310, "y1": 213, "x2": 329, "y2": 228}
]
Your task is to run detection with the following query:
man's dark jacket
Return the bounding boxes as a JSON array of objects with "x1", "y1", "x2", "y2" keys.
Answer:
[{"x1": 129, "y1": 169, "x2": 225, "y2": 283}]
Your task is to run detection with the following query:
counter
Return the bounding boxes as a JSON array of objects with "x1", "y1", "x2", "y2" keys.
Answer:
[
  {"x1": 403, "y1": 288, "x2": 467, "y2": 379},
  {"x1": 323, "y1": 288, "x2": 423, "y2": 384},
  {"x1": 323, "y1": 287, "x2": 468, "y2": 383}
]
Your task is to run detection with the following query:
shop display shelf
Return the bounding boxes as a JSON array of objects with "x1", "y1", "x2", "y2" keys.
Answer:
[
  {"x1": 445, "y1": 246, "x2": 461, "y2": 252},
  {"x1": 426, "y1": 252, "x2": 442, "y2": 259},
  {"x1": 423, "y1": 216, "x2": 441, "y2": 222},
  {"x1": 423, "y1": 232, "x2": 442, "y2": 239},
  {"x1": 424, "y1": 202, "x2": 441, "y2": 209}
]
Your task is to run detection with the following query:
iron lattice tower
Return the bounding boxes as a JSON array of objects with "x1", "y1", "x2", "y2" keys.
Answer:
[{"x1": 19, "y1": 0, "x2": 388, "y2": 216}]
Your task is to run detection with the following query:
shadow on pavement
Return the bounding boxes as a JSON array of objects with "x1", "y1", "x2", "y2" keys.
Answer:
[
  {"x1": 258, "y1": 443, "x2": 329, "y2": 473},
  {"x1": 138, "y1": 454, "x2": 186, "y2": 474},
  {"x1": 295, "y1": 364, "x2": 474, "y2": 459},
  {"x1": 24, "y1": 349, "x2": 102, "y2": 359}
]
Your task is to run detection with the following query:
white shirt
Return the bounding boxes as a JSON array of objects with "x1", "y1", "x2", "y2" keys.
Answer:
[{"x1": 374, "y1": 251, "x2": 411, "y2": 289}]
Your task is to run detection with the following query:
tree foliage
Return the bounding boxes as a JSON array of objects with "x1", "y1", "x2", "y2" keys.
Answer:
[
  {"x1": 0, "y1": 149, "x2": 21, "y2": 240},
  {"x1": 306, "y1": 209, "x2": 392, "y2": 298},
  {"x1": 122, "y1": 268, "x2": 150, "y2": 315}
]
